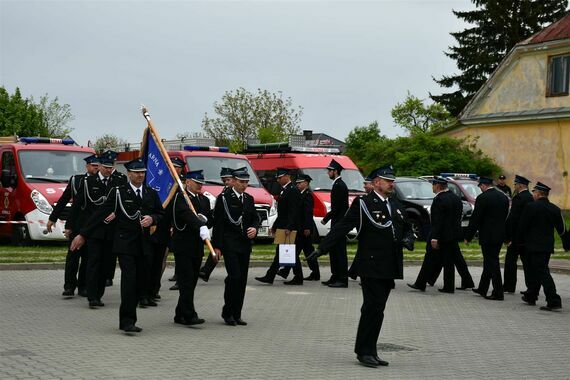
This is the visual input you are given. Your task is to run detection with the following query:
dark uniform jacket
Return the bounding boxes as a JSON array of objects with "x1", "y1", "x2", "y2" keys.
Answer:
[
  {"x1": 300, "y1": 189, "x2": 317, "y2": 233},
  {"x1": 272, "y1": 182, "x2": 301, "y2": 231},
  {"x1": 319, "y1": 191, "x2": 413, "y2": 279},
  {"x1": 322, "y1": 177, "x2": 349, "y2": 226},
  {"x1": 464, "y1": 187, "x2": 509, "y2": 245},
  {"x1": 49, "y1": 173, "x2": 87, "y2": 224},
  {"x1": 80, "y1": 183, "x2": 163, "y2": 255},
  {"x1": 505, "y1": 189, "x2": 533, "y2": 243},
  {"x1": 170, "y1": 190, "x2": 211, "y2": 255},
  {"x1": 430, "y1": 190, "x2": 463, "y2": 243},
  {"x1": 66, "y1": 170, "x2": 128, "y2": 236},
  {"x1": 518, "y1": 197, "x2": 566, "y2": 253},
  {"x1": 212, "y1": 189, "x2": 260, "y2": 252}
]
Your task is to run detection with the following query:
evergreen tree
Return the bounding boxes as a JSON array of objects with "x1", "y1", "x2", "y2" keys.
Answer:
[{"x1": 431, "y1": 0, "x2": 568, "y2": 116}]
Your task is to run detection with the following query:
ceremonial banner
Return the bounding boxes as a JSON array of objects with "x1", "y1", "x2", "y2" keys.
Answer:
[{"x1": 141, "y1": 127, "x2": 178, "y2": 208}]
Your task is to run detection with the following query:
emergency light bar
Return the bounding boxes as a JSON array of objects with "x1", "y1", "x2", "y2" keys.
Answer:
[
  {"x1": 184, "y1": 145, "x2": 230, "y2": 153},
  {"x1": 440, "y1": 173, "x2": 478, "y2": 180},
  {"x1": 245, "y1": 143, "x2": 340, "y2": 154},
  {"x1": 19, "y1": 137, "x2": 75, "y2": 145}
]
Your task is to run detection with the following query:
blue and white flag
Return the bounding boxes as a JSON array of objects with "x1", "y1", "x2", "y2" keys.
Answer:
[{"x1": 141, "y1": 127, "x2": 178, "y2": 208}]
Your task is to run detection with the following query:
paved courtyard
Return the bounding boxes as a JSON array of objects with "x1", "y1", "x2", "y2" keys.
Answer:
[{"x1": 1, "y1": 265, "x2": 569, "y2": 380}]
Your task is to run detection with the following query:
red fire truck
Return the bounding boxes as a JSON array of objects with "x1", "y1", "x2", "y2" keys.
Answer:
[
  {"x1": 116, "y1": 144, "x2": 277, "y2": 239},
  {"x1": 0, "y1": 136, "x2": 95, "y2": 244},
  {"x1": 244, "y1": 143, "x2": 365, "y2": 237}
]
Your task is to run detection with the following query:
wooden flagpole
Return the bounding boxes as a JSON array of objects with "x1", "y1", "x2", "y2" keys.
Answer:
[{"x1": 141, "y1": 106, "x2": 217, "y2": 260}]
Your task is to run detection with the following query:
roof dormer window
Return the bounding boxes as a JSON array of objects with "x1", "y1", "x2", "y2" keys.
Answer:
[{"x1": 547, "y1": 54, "x2": 570, "y2": 97}]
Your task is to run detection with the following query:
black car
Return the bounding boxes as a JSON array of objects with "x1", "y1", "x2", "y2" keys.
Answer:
[{"x1": 392, "y1": 177, "x2": 473, "y2": 241}]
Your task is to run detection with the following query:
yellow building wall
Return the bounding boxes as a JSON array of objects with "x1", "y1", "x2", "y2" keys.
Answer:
[
  {"x1": 471, "y1": 46, "x2": 570, "y2": 116},
  {"x1": 446, "y1": 120, "x2": 569, "y2": 209}
]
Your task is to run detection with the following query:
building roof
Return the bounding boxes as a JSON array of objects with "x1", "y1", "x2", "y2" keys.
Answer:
[{"x1": 520, "y1": 13, "x2": 570, "y2": 46}]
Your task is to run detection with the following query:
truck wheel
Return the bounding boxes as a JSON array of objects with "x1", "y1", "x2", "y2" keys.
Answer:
[
  {"x1": 410, "y1": 218, "x2": 425, "y2": 241},
  {"x1": 12, "y1": 222, "x2": 32, "y2": 246}
]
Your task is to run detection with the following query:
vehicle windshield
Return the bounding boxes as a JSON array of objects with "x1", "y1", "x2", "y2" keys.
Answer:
[
  {"x1": 18, "y1": 150, "x2": 91, "y2": 183},
  {"x1": 458, "y1": 180, "x2": 482, "y2": 198},
  {"x1": 185, "y1": 156, "x2": 261, "y2": 187},
  {"x1": 303, "y1": 168, "x2": 364, "y2": 192},
  {"x1": 395, "y1": 180, "x2": 434, "y2": 200}
]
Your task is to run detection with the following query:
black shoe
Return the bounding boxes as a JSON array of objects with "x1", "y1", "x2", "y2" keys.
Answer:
[
  {"x1": 151, "y1": 294, "x2": 161, "y2": 301},
  {"x1": 373, "y1": 355, "x2": 389, "y2": 366},
  {"x1": 174, "y1": 316, "x2": 187, "y2": 325},
  {"x1": 357, "y1": 355, "x2": 379, "y2": 368},
  {"x1": 539, "y1": 305, "x2": 562, "y2": 312},
  {"x1": 187, "y1": 316, "x2": 205, "y2": 325},
  {"x1": 456, "y1": 285, "x2": 474, "y2": 290},
  {"x1": 89, "y1": 300, "x2": 104, "y2": 308},
  {"x1": 407, "y1": 283, "x2": 425, "y2": 292},
  {"x1": 520, "y1": 290, "x2": 528, "y2": 295},
  {"x1": 235, "y1": 318, "x2": 248, "y2": 326},
  {"x1": 304, "y1": 272, "x2": 320, "y2": 281},
  {"x1": 198, "y1": 270, "x2": 209, "y2": 282},
  {"x1": 78, "y1": 288, "x2": 88, "y2": 297},
  {"x1": 105, "y1": 279, "x2": 113, "y2": 287},
  {"x1": 521, "y1": 295, "x2": 536, "y2": 306},
  {"x1": 169, "y1": 275, "x2": 177, "y2": 282},
  {"x1": 170, "y1": 283, "x2": 179, "y2": 291},
  {"x1": 224, "y1": 316, "x2": 237, "y2": 326},
  {"x1": 484, "y1": 294, "x2": 504, "y2": 301},
  {"x1": 146, "y1": 299, "x2": 158, "y2": 307},
  {"x1": 254, "y1": 276, "x2": 273, "y2": 285},
  {"x1": 139, "y1": 299, "x2": 149, "y2": 308},
  {"x1": 328, "y1": 281, "x2": 348, "y2": 288},
  {"x1": 438, "y1": 288, "x2": 454, "y2": 294},
  {"x1": 62, "y1": 289, "x2": 75, "y2": 297},
  {"x1": 277, "y1": 268, "x2": 289, "y2": 279},
  {"x1": 472, "y1": 288, "x2": 485, "y2": 297},
  {"x1": 284, "y1": 277, "x2": 303, "y2": 285},
  {"x1": 321, "y1": 278, "x2": 334, "y2": 286},
  {"x1": 121, "y1": 325, "x2": 142, "y2": 333}
]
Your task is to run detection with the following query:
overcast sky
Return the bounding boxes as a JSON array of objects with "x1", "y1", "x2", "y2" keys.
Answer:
[{"x1": 0, "y1": 0, "x2": 472, "y2": 146}]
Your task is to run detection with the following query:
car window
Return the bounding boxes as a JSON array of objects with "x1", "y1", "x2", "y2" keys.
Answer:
[
  {"x1": 448, "y1": 183, "x2": 462, "y2": 198},
  {"x1": 395, "y1": 180, "x2": 433, "y2": 200}
]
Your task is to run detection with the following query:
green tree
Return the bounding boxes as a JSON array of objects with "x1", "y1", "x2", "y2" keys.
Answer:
[
  {"x1": 36, "y1": 94, "x2": 75, "y2": 137},
  {"x1": 344, "y1": 121, "x2": 387, "y2": 174},
  {"x1": 391, "y1": 92, "x2": 455, "y2": 135},
  {"x1": 92, "y1": 133, "x2": 127, "y2": 154},
  {"x1": 202, "y1": 88, "x2": 303, "y2": 151},
  {"x1": 431, "y1": 0, "x2": 568, "y2": 116},
  {"x1": 0, "y1": 86, "x2": 48, "y2": 137}
]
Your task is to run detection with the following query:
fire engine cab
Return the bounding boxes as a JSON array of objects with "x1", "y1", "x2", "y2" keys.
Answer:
[
  {"x1": 116, "y1": 144, "x2": 277, "y2": 239},
  {"x1": 0, "y1": 136, "x2": 94, "y2": 244},
  {"x1": 244, "y1": 143, "x2": 365, "y2": 237}
]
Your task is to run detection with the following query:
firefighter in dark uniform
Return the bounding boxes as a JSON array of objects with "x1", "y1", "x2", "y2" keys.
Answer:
[
  {"x1": 148, "y1": 156, "x2": 185, "y2": 300},
  {"x1": 464, "y1": 176, "x2": 509, "y2": 301},
  {"x1": 321, "y1": 159, "x2": 349, "y2": 288},
  {"x1": 212, "y1": 167, "x2": 259, "y2": 326},
  {"x1": 496, "y1": 175, "x2": 512, "y2": 197},
  {"x1": 409, "y1": 176, "x2": 474, "y2": 293},
  {"x1": 255, "y1": 167, "x2": 301, "y2": 284},
  {"x1": 503, "y1": 175, "x2": 534, "y2": 293},
  {"x1": 199, "y1": 167, "x2": 235, "y2": 282},
  {"x1": 518, "y1": 182, "x2": 566, "y2": 311},
  {"x1": 67, "y1": 150, "x2": 127, "y2": 308},
  {"x1": 71, "y1": 158, "x2": 164, "y2": 333},
  {"x1": 309, "y1": 165, "x2": 414, "y2": 368},
  {"x1": 48, "y1": 153, "x2": 99, "y2": 297},
  {"x1": 277, "y1": 174, "x2": 320, "y2": 283},
  {"x1": 171, "y1": 170, "x2": 213, "y2": 326}
]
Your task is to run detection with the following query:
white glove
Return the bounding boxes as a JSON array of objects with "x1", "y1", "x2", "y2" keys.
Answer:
[{"x1": 199, "y1": 225, "x2": 210, "y2": 241}]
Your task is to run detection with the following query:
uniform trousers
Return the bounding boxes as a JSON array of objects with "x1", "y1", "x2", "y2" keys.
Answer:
[
  {"x1": 200, "y1": 253, "x2": 218, "y2": 279},
  {"x1": 329, "y1": 235, "x2": 348, "y2": 282},
  {"x1": 173, "y1": 251, "x2": 203, "y2": 319},
  {"x1": 86, "y1": 238, "x2": 110, "y2": 301},
  {"x1": 526, "y1": 251, "x2": 562, "y2": 307},
  {"x1": 355, "y1": 277, "x2": 393, "y2": 356},
  {"x1": 266, "y1": 244, "x2": 303, "y2": 279},
  {"x1": 149, "y1": 242, "x2": 168, "y2": 296},
  {"x1": 429, "y1": 242, "x2": 475, "y2": 290},
  {"x1": 503, "y1": 244, "x2": 530, "y2": 293},
  {"x1": 63, "y1": 241, "x2": 88, "y2": 292},
  {"x1": 278, "y1": 233, "x2": 318, "y2": 278},
  {"x1": 118, "y1": 252, "x2": 146, "y2": 329},
  {"x1": 222, "y1": 249, "x2": 251, "y2": 320},
  {"x1": 477, "y1": 244, "x2": 504, "y2": 297}
]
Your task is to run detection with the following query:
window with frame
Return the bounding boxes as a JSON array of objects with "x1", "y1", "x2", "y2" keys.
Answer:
[{"x1": 547, "y1": 55, "x2": 570, "y2": 96}]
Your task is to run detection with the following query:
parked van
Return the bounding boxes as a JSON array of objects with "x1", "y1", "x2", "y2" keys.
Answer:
[
  {"x1": 0, "y1": 136, "x2": 94, "y2": 244},
  {"x1": 117, "y1": 144, "x2": 277, "y2": 239},
  {"x1": 244, "y1": 143, "x2": 365, "y2": 237}
]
